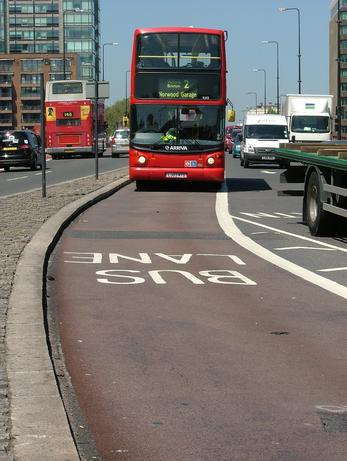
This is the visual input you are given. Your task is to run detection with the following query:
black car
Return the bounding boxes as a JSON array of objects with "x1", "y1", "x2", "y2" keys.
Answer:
[{"x1": 0, "y1": 130, "x2": 42, "y2": 171}]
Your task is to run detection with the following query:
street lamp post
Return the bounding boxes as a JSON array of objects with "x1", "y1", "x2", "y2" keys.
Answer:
[
  {"x1": 262, "y1": 40, "x2": 280, "y2": 113},
  {"x1": 253, "y1": 68, "x2": 267, "y2": 114},
  {"x1": 247, "y1": 91, "x2": 258, "y2": 114},
  {"x1": 63, "y1": 8, "x2": 83, "y2": 80},
  {"x1": 102, "y1": 42, "x2": 119, "y2": 81},
  {"x1": 279, "y1": 7, "x2": 301, "y2": 94},
  {"x1": 337, "y1": 0, "x2": 342, "y2": 140}
]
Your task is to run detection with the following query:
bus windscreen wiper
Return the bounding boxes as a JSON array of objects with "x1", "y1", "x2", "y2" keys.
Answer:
[{"x1": 180, "y1": 138, "x2": 204, "y2": 149}]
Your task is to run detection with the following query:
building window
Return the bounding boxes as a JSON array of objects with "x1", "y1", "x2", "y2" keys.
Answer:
[
  {"x1": 21, "y1": 60, "x2": 44, "y2": 72},
  {"x1": 49, "y1": 73, "x2": 68, "y2": 81},
  {"x1": 21, "y1": 74, "x2": 41, "y2": 85},
  {"x1": 67, "y1": 40, "x2": 92, "y2": 52},
  {"x1": 22, "y1": 113, "x2": 41, "y2": 124},
  {"x1": 21, "y1": 87, "x2": 40, "y2": 98},
  {"x1": 64, "y1": 1, "x2": 93, "y2": 11},
  {"x1": 0, "y1": 75, "x2": 11, "y2": 84},
  {"x1": 0, "y1": 60, "x2": 14, "y2": 72},
  {"x1": 0, "y1": 103, "x2": 12, "y2": 111},
  {"x1": 21, "y1": 101, "x2": 41, "y2": 111},
  {"x1": 50, "y1": 59, "x2": 66, "y2": 72}
]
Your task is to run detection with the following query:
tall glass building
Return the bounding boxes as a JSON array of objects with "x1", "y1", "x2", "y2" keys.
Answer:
[
  {"x1": 0, "y1": 0, "x2": 100, "y2": 129},
  {"x1": 1, "y1": 0, "x2": 100, "y2": 80}
]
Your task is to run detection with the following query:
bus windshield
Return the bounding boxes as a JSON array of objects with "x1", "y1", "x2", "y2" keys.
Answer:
[
  {"x1": 137, "y1": 33, "x2": 221, "y2": 69},
  {"x1": 131, "y1": 104, "x2": 224, "y2": 150},
  {"x1": 291, "y1": 115, "x2": 330, "y2": 133}
]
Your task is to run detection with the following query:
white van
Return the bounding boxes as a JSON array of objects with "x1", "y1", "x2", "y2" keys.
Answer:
[{"x1": 240, "y1": 114, "x2": 289, "y2": 168}]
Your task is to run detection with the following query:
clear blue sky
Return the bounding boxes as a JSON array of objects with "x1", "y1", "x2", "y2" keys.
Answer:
[{"x1": 100, "y1": 0, "x2": 330, "y2": 123}]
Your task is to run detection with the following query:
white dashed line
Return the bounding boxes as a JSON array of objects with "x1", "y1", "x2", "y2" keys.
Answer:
[
  {"x1": 317, "y1": 267, "x2": 347, "y2": 273},
  {"x1": 274, "y1": 246, "x2": 336, "y2": 252},
  {"x1": 7, "y1": 176, "x2": 28, "y2": 181}
]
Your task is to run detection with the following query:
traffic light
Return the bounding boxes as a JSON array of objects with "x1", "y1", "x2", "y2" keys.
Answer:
[{"x1": 122, "y1": 115, "x2": 129, "y2": 127}]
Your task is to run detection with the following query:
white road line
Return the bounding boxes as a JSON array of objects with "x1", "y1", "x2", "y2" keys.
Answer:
[
  {"x1": 7, "y1": 176, "x2": 28, "y2": 181},
  {"x1": 240, "y1": 212, "x2": 282, "y2": 219},
  {"x1": 274, "y1": 246, "x2": 336, "y2": 251},
  {"x1": 251, "y1": 231, "x2": 269, "y2": 235},
  {"x1": 35, "y1": 170, "x2": 52, "y2": 175},
  {"x1": 274, "y1": 212, "x2": 297, "y2": 218},
  {"x1": 216, "y1": 187, "x2": 347, "y2": 300},
  {"x1": 317, "y1": 267, "x2": 347, "y2": 273}
]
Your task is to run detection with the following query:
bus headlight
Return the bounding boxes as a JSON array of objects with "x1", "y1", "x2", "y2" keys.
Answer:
[
  {"x1": 138, "y1": 155, "x2": 147, "y2": 165},
  {"x1": 207, "y1": 156, "x2": 215, "y2": 165}
]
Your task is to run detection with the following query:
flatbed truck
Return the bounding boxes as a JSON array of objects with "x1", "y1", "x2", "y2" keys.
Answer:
[{"x1": 276, "y1": 143, "x2": 347, "y2": 236}]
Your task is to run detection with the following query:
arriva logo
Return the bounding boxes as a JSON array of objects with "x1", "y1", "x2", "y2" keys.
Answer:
[{"x1": 165, "y1": 145, "x2": 188, "y2": 151}]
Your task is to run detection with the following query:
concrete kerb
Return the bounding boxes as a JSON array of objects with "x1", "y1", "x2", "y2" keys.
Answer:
[{"x1": 6, "y1": 175, "x2": 131, "y2": 461}]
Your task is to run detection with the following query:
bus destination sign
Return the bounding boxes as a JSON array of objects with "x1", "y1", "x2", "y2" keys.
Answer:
[{"x1": 159, "y1": 78, "x2": 198, "y2": 99}]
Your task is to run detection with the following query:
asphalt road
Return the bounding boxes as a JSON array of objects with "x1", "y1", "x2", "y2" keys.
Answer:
[
  {"x1": 48, "y1": 155, "x2": 347, "y2": 461},
  {"x1": 0, "y1": 148, "x2": 128, "y2": 196}
]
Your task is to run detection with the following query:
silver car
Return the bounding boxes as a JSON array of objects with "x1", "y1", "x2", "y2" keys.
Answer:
[{"x1": 111, "y1": 128, "x2": 130, "y2": 157}]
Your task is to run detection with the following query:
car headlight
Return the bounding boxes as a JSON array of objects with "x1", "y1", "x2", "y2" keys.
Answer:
[
  {"x1": 207, "y1": 156, "x2": 215, "y2": 165},
  {"x1": 246, "y1": 144, "x2": 255, "y2": 153}
]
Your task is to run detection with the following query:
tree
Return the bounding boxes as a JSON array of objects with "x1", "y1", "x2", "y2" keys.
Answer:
[{"x1": 105, "y1": 98, "x2": 129, "y2": 135}]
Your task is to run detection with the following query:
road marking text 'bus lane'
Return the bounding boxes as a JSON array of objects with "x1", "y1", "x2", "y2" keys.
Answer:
[{"x1": 63, "y1": 252, "x2": 257, "y2": 286}]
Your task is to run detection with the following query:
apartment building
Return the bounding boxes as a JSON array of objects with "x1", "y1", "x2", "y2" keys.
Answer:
[{"x1": 0, "y1": 0, "x2": 100, "y2": 130}]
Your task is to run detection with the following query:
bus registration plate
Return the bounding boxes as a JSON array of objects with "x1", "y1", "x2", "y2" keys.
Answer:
[
  {"x1": 166, "y1": 172, "x2": 188, "y2": 179},
  {"x1": 184, "y1": 160, "x2": 197, "y2": 167}
]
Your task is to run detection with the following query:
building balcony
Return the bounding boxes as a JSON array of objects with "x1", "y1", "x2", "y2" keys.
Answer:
[
  {"x1": 21, "y1": 108, "x2": 41, "y2": 113},
  {"x1": 20, "y1": 82, "x2": 41, "y2": 87},
  {"x1": 0, "y1": 118, "x2": 14, "y2": 125},
  {"x1": 20, "y1": 96, "x2": 40, "y2": 100}
]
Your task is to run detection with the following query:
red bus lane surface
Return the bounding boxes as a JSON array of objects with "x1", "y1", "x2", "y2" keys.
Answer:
[{"x1": 50, "y1": 183, "x2": 347, "y2": 461}]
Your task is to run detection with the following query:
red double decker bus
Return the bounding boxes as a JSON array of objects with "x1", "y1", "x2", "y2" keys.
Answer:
[
  {"x1": 45, "y1": 80, "x2": 104, "y2": 159},
  {"x1": 129, "y1": 27, "x2": 229, "y2": 188}
]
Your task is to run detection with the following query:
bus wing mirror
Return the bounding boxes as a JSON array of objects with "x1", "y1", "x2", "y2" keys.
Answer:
[{"x1": 227, "y1": 109, "x2": 235, "y2": 122}]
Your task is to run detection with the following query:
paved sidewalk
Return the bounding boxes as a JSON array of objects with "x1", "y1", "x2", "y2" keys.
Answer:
[{"x1": 0, "y1": 167, "x2": 129, "y2": 460}]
